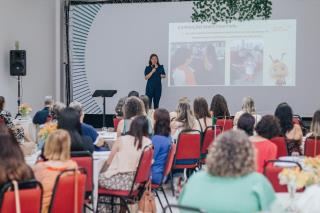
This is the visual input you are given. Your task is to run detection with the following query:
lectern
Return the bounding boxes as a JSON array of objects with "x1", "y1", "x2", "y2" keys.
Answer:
[{"x1": 92, "y1": 90, "x2": 117, "y2": 128}]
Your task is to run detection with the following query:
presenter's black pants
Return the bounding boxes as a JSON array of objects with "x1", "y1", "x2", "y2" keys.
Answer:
[{"x1": 146, "y1": 84, "x2": 162, "y2": 109}]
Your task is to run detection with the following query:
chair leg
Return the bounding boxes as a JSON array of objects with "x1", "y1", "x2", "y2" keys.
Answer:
[
  {"x1": 111, "y1": 196, "x2": 114, "y2": 213},
  {"x1": 119, "y1": 197, "x2": 130, "y2": 213},
  {"x1": 155, "y1": 189, "x2": 164, "y2": 209},
  {"x1": 160, "y1": 187, "x2": 172, "y2": 213},
  {"x1": 170, "y1": 172, "x2": 175, "y2": 197}
]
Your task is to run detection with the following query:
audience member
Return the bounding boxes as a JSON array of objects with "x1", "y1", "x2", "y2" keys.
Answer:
[
  {"x1": 209, "y1": 94, "x2": 230, "y2": 118},
  {"x1": 69, "y1": 101, "x2": 105, "y2": 148},
  {"x1": 193, "y1": 97, "x2": 213, "y2": 132},
  {"x1": 275, "y1": 103, "x2": 303, "y2": 155},
  {"x1": 140, "y1": 95, "x2": 154, "y2": 119},
  {"x1": 33, "y1": 96, "x2": 53, "y2": 125},
  {"x1": 117, "y1": 96, "x2": 152, "y2": 136},
  {"x1": 151, "y1": 109, "x2": 172, "y2": 184},
  {"x1": 237, "y1": 113, "x2": 255, "y2": 136},
  {"x1": 128, "y1": 90, "x2": 139, "y2": 97},
  {"x1": 0, "y1": 96, "x2": 25, "y2": 142},
  {"x1": 179, "y1": 130, "x2": 275, "y2": 212},
  {"x1": 169, "y1": 97, "x2": 190, "y2": 121},
  {"x1": 234, "y1": 96, "x2": 261, "y2": 127},
  {"x1": 57, "y1": 108, "x2": 94, "y2": 153},
  {"x1": 33, "y1": 130, "x2": 77, "y2": 213},
  {"x1": 171, "y1": 101, "x2": 199, "y2": 140},
  {"x1": 99, "y1": 116, "x2": 151, "y2": 189},
  {"x1": 307, "y1": 109, "x2": 320, "y2": 138},
  {"x1": 51, "y1": 102, "x2": 66, "y2": 122},
  {"x1": 0, "y1": 127, "x2": 34, "y2": 187},
  {"x1": 250, "y1": 115, "x2": 280, "y2": 173},
  {"x1": 115, "y1": 97, "x2": 126, "y2": 119}
]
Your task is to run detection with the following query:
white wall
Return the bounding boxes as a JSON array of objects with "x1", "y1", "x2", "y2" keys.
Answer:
[
  {"x1": 71, "y1": 0, "x2": 320, "y2": 116},
  {"x1": 0, "y1": 0, "x2": 56, "y2": 115}
]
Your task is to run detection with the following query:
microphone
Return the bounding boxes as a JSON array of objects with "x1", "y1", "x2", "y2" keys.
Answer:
[{"x1": 151, "y1": 65, "x2": 155, "y2": 69}]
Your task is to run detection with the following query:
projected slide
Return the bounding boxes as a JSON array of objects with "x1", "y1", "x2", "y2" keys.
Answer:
[{"x1": 168, "y1": 20, "x2": 296, "y2": 86}]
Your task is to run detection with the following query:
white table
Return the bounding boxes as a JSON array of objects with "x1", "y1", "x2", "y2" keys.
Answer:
[
  {"x1": 92, "y1": 151, "x2": 110, "y2": 212},
  {"x1": 98, "y1": 131, "x2": 117, "y2": 149}
]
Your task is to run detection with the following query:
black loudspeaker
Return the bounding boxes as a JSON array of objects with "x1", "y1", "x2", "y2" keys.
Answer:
[{"x1": 10, "y1": 50, "x2": 26, "y2": 76}]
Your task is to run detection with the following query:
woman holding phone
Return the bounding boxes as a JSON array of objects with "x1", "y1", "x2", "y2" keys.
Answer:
[{"x1": 144, "y1": 54, "x2": 166, "y2": 109}]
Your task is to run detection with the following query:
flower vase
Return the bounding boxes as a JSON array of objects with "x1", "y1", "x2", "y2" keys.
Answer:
[{"x1": 286, "y1": 180, "x2": 298, "y2": 212}]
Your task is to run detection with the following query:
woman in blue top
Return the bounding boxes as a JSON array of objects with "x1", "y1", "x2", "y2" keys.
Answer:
[
  {"x1": 144, "y1": 54, "x2": 166, "y2": 109},
  {"x1": 151, "y1": 108, "x2": 172, "y2": 184}
]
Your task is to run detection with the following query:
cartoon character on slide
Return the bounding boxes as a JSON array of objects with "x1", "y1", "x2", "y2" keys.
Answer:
[
  {"x1": 172, "y1": 47, "x2": 196, "y2": 86},
  {"x1": 269, "y1": 53, "x2": 288, "y2": 86}
]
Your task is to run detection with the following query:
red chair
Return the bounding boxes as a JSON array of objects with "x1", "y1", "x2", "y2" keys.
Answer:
[
  {"x1": 113, "y1": 117, "x2": 121, "y2": 131},
  {"x1": 270, "y1": 137, "x2": 288, "y2": 157},
  {"x1": 216, "y1": 117, "x2": 233, "y2": 132},
  {"x1": 0, "y1": 116, "x2": 5, "y2": 125},
  {"x1": 98, "y1": 145, "x2": 154, "y2": 212},
  {"x1": 71, "y1": 151, "x2": 93, "y2": 211},
  {"x1": 0, "y1": 180, "x2": 43, "y2": 213},
  {"x1": 48, "y1": 169, "x2": 87, "y2": 213},
  {"x1": 152, "y1": 143, "x2": 176, "y2": 212},
  {"x1": 201, "y1": 126, "x2": 222, "y2": 163},
  {"x1": 173, "y1": 130, "x2": 202, "y2": 170},
  {"x1": 304, "y1": 137, "x2": 320, "y2": 157},
  {"x1": 263, "y1": 160, "x2": 302, "y2": 192}
]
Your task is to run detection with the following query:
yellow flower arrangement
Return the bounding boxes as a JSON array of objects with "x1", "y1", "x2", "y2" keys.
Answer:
[
  {"x1": 19, "y1": 103, "x2": 32, "y2": 117},
  {"x1": 38, "y1": 123, "x2": 57, "y2": 141},
  {"x1": 279, "y1": 156, "x2": 320, "y2": 189}
]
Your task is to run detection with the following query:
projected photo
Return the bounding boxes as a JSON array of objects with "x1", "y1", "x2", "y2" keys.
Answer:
[
  {"x1": 269, "y1": 53, "x2": 289, "y2": 86},
  {"x1": 169, "y1": 41, "x2": 225, "y2": 86},
  {"x1": 230, "y1": 40, "x2": 264, "y2": 85}
]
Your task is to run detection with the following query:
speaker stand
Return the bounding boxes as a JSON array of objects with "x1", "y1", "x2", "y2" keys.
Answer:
[{"x1": 16, "y1": 75, "x2": 22, "y2": 118}]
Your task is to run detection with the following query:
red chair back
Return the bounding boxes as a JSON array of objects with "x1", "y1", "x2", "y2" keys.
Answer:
[
  {"x1": 304, "y1": 137, "x2": 320, "y2": 157},
  {"x1": 134, "y1": 145, "x2": 154, "y2": 185},
  {"x1": 0, "y1": 180, "x2": 43, "y2": 213},
  {"x1": 201, "y1": 126, "x2": 222, "y2": 156},
  {"x1": 163, "y1": 143, "x2": 177, "y2": 177},
  {"x1": 113, "y1": 118, "x2": 121, "y2": 131},
  {"x1": 71, "y1": 151, "x2": 93, "y2": 193},
  {"x1": 0, "y1": 116, "x2": 5, "y2": 125},
  {"x1": 263, "y1": 160, "x2": 302, "y2": 193},
  {"x1": 174, "y1": 130, "x2": 201, "y2": 169},
  {"x1": 49, "y1": 169, "x2": 87, "y2": 213},
  {"x1": 270, "y1": 137, "x2": 288, "y2": 157},
  {"x1": 216, "y1": 118, "x2": 233, "y2": 132}
]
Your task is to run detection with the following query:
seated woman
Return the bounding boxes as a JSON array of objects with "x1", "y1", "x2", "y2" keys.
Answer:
[
  {"x1": 209, "y1": 94, "x2": 230, "y2": 118},
  {"x1": 275, "y1": 103, "x2": 303, "y2": 155},
  {"x1": 0, "y1": 125, "x2": 34, "y2": 187},
  {"x1": 179, "y1": 130, "x2": 275, "y2": 213},
  {"x1": 117, "y1": 96, "x2": 152, "y2": 137},
  {"x1": 307, "y1": 109, "x2": 320, "y2": 138},
  {"x1": 193, "y1": 97, "x2": 212, "y2": 132},
  {"x1": 151, "y1": 109, "x2": 172, "y2": 185},
  {"x1": 0, "y1": 96, "x2": 24, "y2": 140},
  {"x1": 99, "y1": 116, "x2": 152, "y2": 190},
  {"x1": 33, "y1": 129, "x2": 77, "y2": 213},
  {"x1": 170, "y1": 101, "x2": 200, "y2": 141},
  {"x1": 250, "y1": 115, "x2": 280, "y2": 173},
  {"x1": 236, "y1": 112, "x2": 256, "y2": 136},
  {"x1": 233, "y1": 96, "x2": 261, "y2": 128},
  {"x1": 57, "y1": 107, "x2": 94, "y2": 153}
]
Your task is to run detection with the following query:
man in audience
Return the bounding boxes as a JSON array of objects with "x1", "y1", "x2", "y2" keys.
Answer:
[
  {"x1": 33, "y1": 96, "x2": 53, "y2": 125},
  {"x1": 69, "y1": 101, "x2": 105, "y2": 149},
  {"x1": 128, "y1": 90, "x2": 139, "y2": 97}
]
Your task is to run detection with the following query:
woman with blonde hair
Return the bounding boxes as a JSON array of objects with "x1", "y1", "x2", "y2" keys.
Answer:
[
  {"x1": 33, "y1": 130, "x2": 77, "y2": 213},
  {"x1": 170, "y1": 101, "x2": 199, "y2": 140},
  {"x1": 308, "y1": 110, "x2": 320, "y2": 137},
  {"x1": 179, "y1": 130, "x2": 275, "y2": 212},
  {"x1": 234, "y1": 96, "x2": 261, "y2": 128}
]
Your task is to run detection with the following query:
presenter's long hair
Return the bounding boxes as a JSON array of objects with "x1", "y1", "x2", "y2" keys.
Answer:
[{"x1": 149, "y1": 54, "x2": 160, "y2": 66}]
